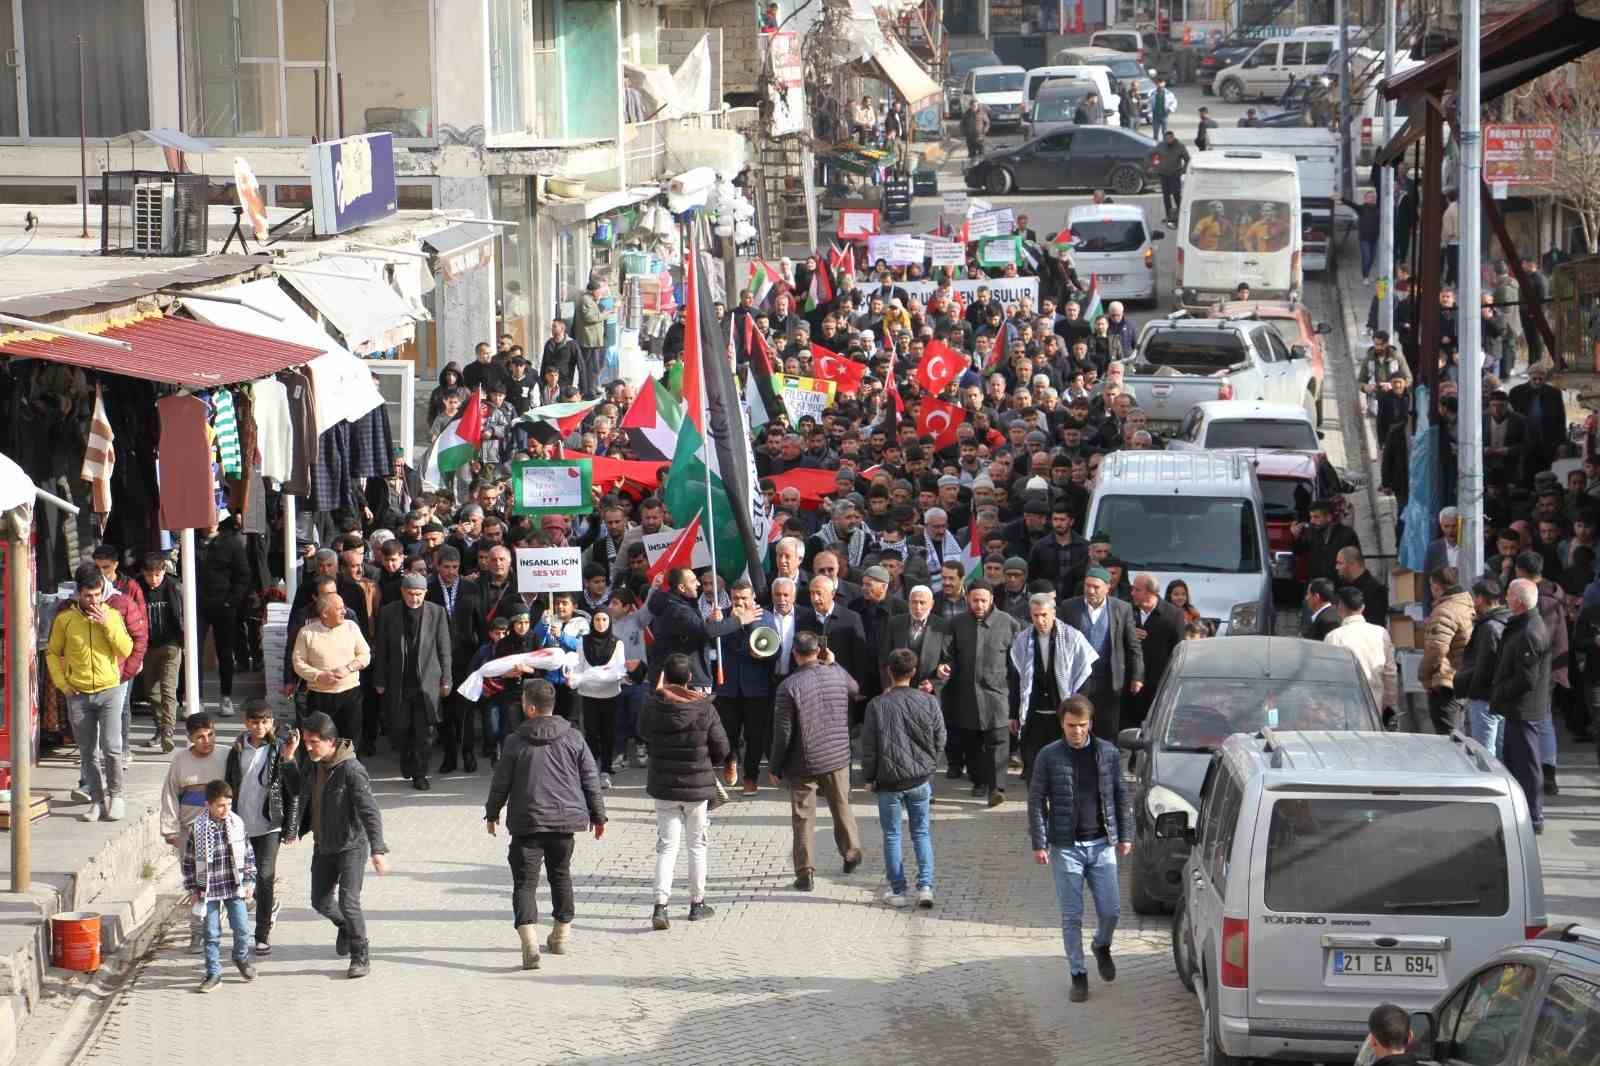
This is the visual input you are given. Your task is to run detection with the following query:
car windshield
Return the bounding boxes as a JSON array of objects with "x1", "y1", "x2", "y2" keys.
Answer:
[
  {"x1": 1071, "y1": 219, "x2": 1147, "y2": 252},
  {"x1": 975, "y1": 72, "x2": 1025, "y2": 93},
  {"x1": 1264, "y1": 319, "x2": 1302, "y2": 347},
  {"x1": 1205, "y1": 419, "x2": 1318, "y2": 451},
  {"x1": 1105, "y1": 59, "x2": 1145, "y2": 79},
  {"x1": 1033, "y1": 95, "x2": 1084, "y2": 121},
  {"x1": 951, "y1": 52, "x2": 1001, "y2": 78},
  {"x1": 1259, "y1": 477, "x2": 1315, "y2": 518},
  {"x1": 1265, "y1": 799, "x2": 1509, "y2": 916},
  {"x1": 1094, "y1": 495, "x2": 1261, "y2": 573},
  {"x1": 1138, "y1": 330, "x2": 1248, "y2": 372},
  {"x1": 1161, "y1": 679, "x2": 1373, "y2": 751}
]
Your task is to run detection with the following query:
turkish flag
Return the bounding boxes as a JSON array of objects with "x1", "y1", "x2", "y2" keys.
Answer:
[
  {"x1": 810, "y1": 346, "x2": 867, "y2": 391},
  {"x1": 915, "y1": 339, "x2": 964, "y2": 395},
  {"x1": 646, "y1": 510, "x2": 704, "y2": 584},
  {"x1": 916, "y1": 395, "x2": 964, "y2": 450}
]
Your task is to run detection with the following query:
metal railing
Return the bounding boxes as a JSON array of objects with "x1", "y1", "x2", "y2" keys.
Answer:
[{"x1": 623, "y1": 110, "x2": 726, "y2": 185}]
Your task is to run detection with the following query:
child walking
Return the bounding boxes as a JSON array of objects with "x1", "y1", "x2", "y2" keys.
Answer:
[{"x1": 182, "y1": 779, "x2": 258, "y2": 992}]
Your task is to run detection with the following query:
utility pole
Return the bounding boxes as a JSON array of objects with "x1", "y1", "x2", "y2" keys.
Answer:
[
  {"x1": 6, "y1": 516, "x2": 32, "y2": 892},
  {"x1": 76, "y1": 35, "x2": 89, "y2": 240},
  {"x1": 1377, "y1": 0, "x2": 1396, "y2": 337},
  {"x1": 1458, "y1": 0, "x2": 1485, "y2": 581},
  {"x1": 1336, "y1": 0, "x2": 1354, "y2": 203}
]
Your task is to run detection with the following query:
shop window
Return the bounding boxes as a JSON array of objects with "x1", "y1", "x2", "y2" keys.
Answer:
[
  {"x1": 0, "y1": 183, "x2": 76, "y2": 204},
  {"x1": 528, "y1": 0, "x2": 563, "y2": 139},
  {"x1": 397, "y1": 183, "x2": 433, "y2": 210},
  {"x1": 19, "y1": 0, "x2": 150, "y2": 138},
  {"x1": 274, "y1": 183, "x2": 313, "y2": 207}
]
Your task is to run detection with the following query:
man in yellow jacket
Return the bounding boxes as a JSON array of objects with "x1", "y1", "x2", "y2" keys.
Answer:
[{"x1": 48, "y1": 563, "x2": 134, "y2": 822}]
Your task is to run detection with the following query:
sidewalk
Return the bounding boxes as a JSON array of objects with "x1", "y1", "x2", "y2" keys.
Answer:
[{"x1": 0, "y1": 678, "x2": 254, "y2": 1066}]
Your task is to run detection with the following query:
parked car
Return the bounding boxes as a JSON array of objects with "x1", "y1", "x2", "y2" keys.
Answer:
[
  {"x1": 1089, "y1": 27, "x2": 1170, "y2": 66},
  {"x1": 964, "y1": 125, "x2": 1156, "y2": 195},
  {"x1": 1206, "y1": 300, "x2": 1332, "y2": 415},
  {"x1": 1023, "y1": 79, "x2": 1103, "y2": 140},
  {"x1": 1119, "y1": 639, "x2": 1384, "y2": 914},
  {"x1": 1215, "y1": 33, "x2": 1339, "y2": 103},
  {"x1": 1247, "y1": 450, "x2": 1350, "y2": 586},
  {"x1": 1118, "y1": 317, "x2": 1317, "y2": 428},
  {"x1": 1167, "y1": 399, "x2": 1320, "y2": 454},
  {"x1": 946, "y1": 48, "x2": 1001, "y2": 116},
  {"x1": 1406, "y1": 924, "x2": 1600, "y2": 1066},
  {"x1": 1052, "y1": 45, "x2": 1156, "y2": 119},
  {"x1": 960, "y1": 65, "x2": 1027, "y2": 129},
  {"x1": 1158, "y1": 729, "x2": 1547, "y2": 1065},
  {"x1": 1200, "y1": 25, "x2": 1341, "y2": 94},
  {"x1": 1062, "y1": 202, "x2": 1163, "y2": 305}
]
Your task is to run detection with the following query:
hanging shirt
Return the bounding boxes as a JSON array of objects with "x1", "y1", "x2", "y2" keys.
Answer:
[
  {"x1": 279, "y1": 370, "x2": 316, "y2": 496},
  {"x1": 212, "y1": 388, "x2": 243, "y2": 478},
  {"x1": 252, "y1": 377, "x2": 293, "y2": 483},
  {"x1": 157, "y1": 394, "x2": 218, "y2": 530}
]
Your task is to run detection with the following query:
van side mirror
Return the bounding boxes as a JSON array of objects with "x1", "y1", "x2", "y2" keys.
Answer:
[
  {"x1": 1314, "y1": 321, "x2": 1333, "y2": 335},
  {"x1": 1407, "y1": 1011, "x2": 1436, "y2": 1059},
  {"x1": 1151, "y1": 229, "x2": 1166, "y2": 240},
  {"x1": 1289, "y1": 344, "x2": 1308, "y2": 359},
  {"x1": 1118, "y1": 727, "x2": 1149, "y2": 751},
  {"x1": 1153, "y1": 810, "x2": 1191, "y2": 841}
]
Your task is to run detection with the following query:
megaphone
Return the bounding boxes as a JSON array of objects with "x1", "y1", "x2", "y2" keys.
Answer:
[{"x1": 749, "y1": 626, "x2": 781, "y2": 659}]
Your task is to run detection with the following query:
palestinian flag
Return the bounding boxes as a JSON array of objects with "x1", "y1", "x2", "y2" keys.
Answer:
[
  {"x1": 663, "y1": 237, "x2": 771, "y2": 594},
  {"x1": 747, "y1": 259, "x2": 780, "y2": 306},
  {"x1": 1050, "y1": 225, "x2": 1076, "y2": 252},
  {"x1": 962, "y1": 511, "x2": 985, "y2": 584},
  {"x1": 744, "y1": 364, "x2": 772, "y2": 431},
  {"x1": 522, "y1": 398, "x2": 601, "y2": 438},
  {"x1": 802, "y1": 255, "x2": 835, "y2": 313},
  {"x1": 1080, "y1": 275, "x2": 1103, "y2": 321},
  {"x1": 421, "y1": 386, "x2": 484, "y2": 489},
  {"x1": 741, "y1": 317, "x2": 785, "y2": 422},
  {"x1": 619, "y1": 376, "x2": 685, "y2": 463}
]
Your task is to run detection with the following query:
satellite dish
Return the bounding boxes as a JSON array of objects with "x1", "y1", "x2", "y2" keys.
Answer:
[{"x1": 233, "y1": 157, "x2": 269, "y2": 242}]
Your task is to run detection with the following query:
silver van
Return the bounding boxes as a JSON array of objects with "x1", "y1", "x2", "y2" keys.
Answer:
[
  {"x1": 1085, "y1": 450, "x2": 1272, "y2": 635},
  {"x1": 1158, "y1": 730, "x2": 1547, "y2": 1065}
]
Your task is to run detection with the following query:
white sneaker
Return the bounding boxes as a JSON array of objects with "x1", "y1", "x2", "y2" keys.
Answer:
[
  {"x1": 883, "y1": 891, "x2": 910, "y2": 909},
  {"x1": 70, "y1": 788, "x2": 92, "y2": 804},
  {"x1": 600, "y1": 773, "x2": 612, "y2": 791},
  {"x1": 218, "y1": 697, "x2": 235, "y2": 718},
  {"x1": 916, "y1": 886, "x2": 935, "y2": 909},
  {"x1": 106, "y1": 798, "x2": 126, "y2": 821},
  {"x1": 79, "y1": 803, "x2": 103, "y2": 823}
]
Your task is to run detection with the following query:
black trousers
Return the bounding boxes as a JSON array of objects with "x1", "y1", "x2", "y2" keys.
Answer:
[
  {"x1": 577, "y1": 346, "x2": 604, "y2": 399},
  {"x1": 1160, "y1": 174, "x2": 1182, "y2": 222},
  {"x1": 310, "y1": 845, "x2": 368, "y2": 943},
  {"x1": 1020, "y1": 714, "x2": 1059, "y2": 779},
  {"x1": 1082, "y1": 680, "x2": 1121, "y2": 742},
  {"x1": 582, "y1": 695, "x2": 618, "y2": 773},
  {"x1": 717, "y1": 694, "x2": 774, "y2": 783},
  {"x1": 390, "y1": 688, "x2": 436, "y2": 778},
  {"x1": 963, "y1": 725, "x2": 1010, "y2": 793},
  {"x1": 510, "y1": 832, "x2": 576, "y2": 926},
  {"x1": 440, "y1": 692, "x2": 477, "y2": 759},
  {"x1": 307, "y1": 688, "x2": 363, "y2": 748},
  {"x1": 942, "y1": 698, "x2": 967, "y2": 774},
  {"x1": 249, "y1": 831, "x2": 281, "y2": 943},
  {"x1": 1428, "y1": 686, "x2": 1463, "y2": 735},
  {"x1": 198, "y1": 603, "x2": 237, "y2": 697},
  {"x1": 1502, "y1": 717, "x2": 1545, "y2": 826},
  {"x1": 553, "y1": 685, "x2": 579, "y2": 727}
]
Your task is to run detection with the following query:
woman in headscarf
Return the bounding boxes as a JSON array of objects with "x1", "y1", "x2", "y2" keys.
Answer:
[{"x1": 573, "y1": 608, "x2": 627, "y2": 789}]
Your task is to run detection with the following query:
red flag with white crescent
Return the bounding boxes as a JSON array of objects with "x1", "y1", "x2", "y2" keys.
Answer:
[
  {"x1": 916, "y1": 395, "x2": 964, "y2": 450},
  {"x1": 810, "y1": 346, "x2": 867, "y2": 391},
  {"x1": 915, "y1": 339, "x2": 964, "y2": 395}
]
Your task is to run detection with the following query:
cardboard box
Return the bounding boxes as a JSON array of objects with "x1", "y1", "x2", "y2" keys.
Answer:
[
  {"x1": 1389, "y1": 614, "x2": 1424, "y2": 651},
  {"x1": 0, "y1": 793, "x2": 48, "y2": 831},
  {"x1": 1390, "y1": 567, "x2": 1422, "y2": 605}
]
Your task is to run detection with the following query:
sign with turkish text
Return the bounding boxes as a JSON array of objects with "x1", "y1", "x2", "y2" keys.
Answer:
[
  {"x1": 642, "y1": 524, "x2": 713, "y2": 570},
  {"x1": 773, "y1": 373, "x2": 837, "y2": 424},
  {"x1": 437, "y1": 237, "x2": 492, "y2": 282},
  {"x1": 837, "y1": 208, "x2": 881, "y2": 239},
  {"x1": 511, "y1": 459, "x2": 594, "y2": 516},
  {"x1": 965, "y1": 211, "x2": 1001, "y2": 239},
  {"x1": 310, "y1": 132, "x2": 398, "y2": 235},
  {"x1": 901, "y1": 277, "x2": 1038, "y2": 307},
  {"x1": 942, "y1": 191, "x2": 969, "y2": 217},
  {"x1": 866, "y1": 235, "x2": 926, "y2": 264},
  {"x1": 515, "y1": 547, "x2": 584, "y2": 594},
  {"x1": 765, "y1": 31, "x2": 804, "y2": 89},
  {"x1": 1483, "y1": 123, "x2": 1556, "y2": 185},
  {"x1": 926, "y1": 239, "x2": 966, "y2": 267}
]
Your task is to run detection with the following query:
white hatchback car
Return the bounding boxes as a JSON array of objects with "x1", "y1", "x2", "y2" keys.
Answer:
[{"x1": 1065, "y1": 203, "x2": 1164, "y2": 305}]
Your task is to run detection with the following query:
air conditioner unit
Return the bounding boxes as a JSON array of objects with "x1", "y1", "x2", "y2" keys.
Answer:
[{"x1": 132, "y1": 181, "x2": 176, "y2": 254}]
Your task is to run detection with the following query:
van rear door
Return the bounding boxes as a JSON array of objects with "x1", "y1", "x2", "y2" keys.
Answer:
[{"x1": 1249, "y1": 793, "x2": 1526, "y2": 1039}]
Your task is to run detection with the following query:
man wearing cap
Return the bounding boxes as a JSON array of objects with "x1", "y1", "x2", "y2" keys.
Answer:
[
  {"x1": 1061, "y1": 568, "x2": 1144, "y2": 741},
  {"x1": 1005, "y1": 497, "x2": 1052, "y2": 560},
  {"x1": 503, "y1": 351, "x2": 537, "y2": 414},
  {"x1": 373, "y1": 574, "x2": 452, "y2": 790},
  {"x1": 947, "y1": 580, "x2": 1022, "y2": 805},
  {"x1": 850, "y1": 565, "x2": 908, "y2": 697}
]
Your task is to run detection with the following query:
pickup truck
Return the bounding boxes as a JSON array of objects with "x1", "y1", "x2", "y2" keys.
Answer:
[
  {"x1": 1116, "y1": 316, "x2": 1319, "y2": 428},
  {"x1": 1205, "y1": 127, "x2": 1352, "y2": 272}
]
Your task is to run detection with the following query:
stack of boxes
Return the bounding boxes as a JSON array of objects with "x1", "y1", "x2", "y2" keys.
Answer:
[
  {"x1": 262, "y1": 602, "x2": 290, "y2": 714},
  {"x1": 1388, "y1": 567, "x2": 1427, "y2": 715}
]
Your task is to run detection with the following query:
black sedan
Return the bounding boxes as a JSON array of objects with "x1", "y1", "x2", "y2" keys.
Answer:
[{"x1": 964, "y1": 125, "x2": 1157, "y2": 196}]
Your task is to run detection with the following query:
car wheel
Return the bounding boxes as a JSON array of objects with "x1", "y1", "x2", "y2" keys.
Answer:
[
  {"x1": 1110, "y1": 165, "x2": 1144, "y2": 196},
  {"x1": 1203, "y1": 977, "x2": 1246, "y2": 1066},
  {"x1": 1172, "y1": 896, "x2": 1197, "y2": 991},
  {"x1": 1219, "y1": 78, "x2": 1245, "y2": 104},
  {"x1": 986, "y1": 167, "x2": 1014, "y2": 195},
  {"x1": 1129, "y1": 856, "x2": 1169, "y2": 915}
]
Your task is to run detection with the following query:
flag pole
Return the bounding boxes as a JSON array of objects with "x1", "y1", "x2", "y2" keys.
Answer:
[{"x1": 691, "y1": 234, "x2": 725, "y2": 686}]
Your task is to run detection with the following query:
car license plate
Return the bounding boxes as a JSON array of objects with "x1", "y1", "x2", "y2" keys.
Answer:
[{"x1": 1331, "y1": 951, "x2": 1438, "y2": 978}]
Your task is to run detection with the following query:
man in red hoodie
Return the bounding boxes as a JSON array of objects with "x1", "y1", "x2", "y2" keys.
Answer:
[{"x1": 92, "y1": 545, "x2": 148, "y2": 769}]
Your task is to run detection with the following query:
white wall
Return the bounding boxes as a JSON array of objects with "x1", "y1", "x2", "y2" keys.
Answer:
[{"x1": 145, "y1": 0, "x2": 181, "y2": 127}]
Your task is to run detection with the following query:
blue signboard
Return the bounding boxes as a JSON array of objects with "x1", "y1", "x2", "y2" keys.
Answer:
[{"x1": 310, "y1": 132, "x2": 398, "y2": 235}]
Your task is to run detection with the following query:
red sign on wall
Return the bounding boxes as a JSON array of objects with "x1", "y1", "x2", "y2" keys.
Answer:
[{"x1": 1483, "y1": 123, "x2": 1556, "y2": 185}]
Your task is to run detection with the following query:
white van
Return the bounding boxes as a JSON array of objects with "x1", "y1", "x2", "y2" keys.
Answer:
[
  {"x1": 1064, "y1": 203, "x2": 1163, "y2": 304},
  {"x1": 1022, "y1": 65, "x2": 1122, "y2": 126},
  {"x1": 1176, "y1": 151, "x2": 1302, "y2": 308},
  {"x1": 1160, "y1": 729, "x2": 1546, "y2": 1064},
  {"x1": 1213, "y1": 31, "x2": 1340, "y2": 102},
  {"x1": 1085, "y1": 450, "x2": 1272, "y2": 635},
  {"x1": 962, "y1": 65, "x2": 1027, "y2": 129}
]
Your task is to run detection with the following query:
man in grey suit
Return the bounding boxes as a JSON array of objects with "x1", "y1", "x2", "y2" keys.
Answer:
[
  {"x1": 947, "y1": 579, "x2": 1023, "y2": 807},
  {"x1": 1061, "y1": 567, "x2": 1144, "y2": 742},
  {"x1": 373, "y1": 573, "x2": 453, "y2": 791}
]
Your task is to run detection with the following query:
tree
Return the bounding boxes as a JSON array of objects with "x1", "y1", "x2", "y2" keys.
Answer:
[{"x1": 1521, "y1": 55, "x2": 1600, "y2": 254}]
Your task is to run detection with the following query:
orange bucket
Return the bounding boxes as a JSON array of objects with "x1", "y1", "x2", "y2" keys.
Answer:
[{"x1": 50, "y1": 912, "x2": 101, "y2": 972}]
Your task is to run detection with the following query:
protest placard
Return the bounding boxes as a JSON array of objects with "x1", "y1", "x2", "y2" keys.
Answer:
[
  {"x1": 774, "y1": 374, "x2": 837, "y2": 424},
  {"x1": 516, "y1": 547, "x2": 584, "y2": 593},
  {"x1": 511, "y1": 459, "x2": 593, "y2": 515},
  {"x1": 642, "y1": 525, "x2": 712, "y2": 569}
]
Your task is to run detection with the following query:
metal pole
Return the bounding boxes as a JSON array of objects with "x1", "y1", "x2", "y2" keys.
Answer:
[
  {"x1": 180, "y1": 528, "x2": 202, "y2": 718},
  {"x1": 77, "y1": 35, "x2": 89, "y2": 240},
  {"x1": 1458, "y1": 0, "x2": 1485, "y2": 581},
  {"x1": 283, "y1": 494, "x2": 299, "y2": 603},
  {"x1": 7, "y1": 525, "x2": 32, "y2": 892},
  {"x1": 1377, "y1": 0, "x2": 1396, "y2": 337},
  {"x1": 1337, "y1": 0, "x2": 1353, "y2": 204}
]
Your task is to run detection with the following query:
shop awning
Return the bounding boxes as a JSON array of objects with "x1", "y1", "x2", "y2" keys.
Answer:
[
  {"x1": 0, "y1": 310, "x2": 323, "y2": 388},
  {"x1": 1382, "y1": 0, "x2": 1600, "y2": 102},
  {"x1": 870, "y1": 32, "x2": 943, "y2": 112},
  {"x1": 178, "y1": 279, "x2": 385, "y2": 427},
  {"x1": 421, "y1": 222, "x2": 496, "y2": 282},
  {"x1": 276, "y1": 255, "x2": 418, "y2": 356}
]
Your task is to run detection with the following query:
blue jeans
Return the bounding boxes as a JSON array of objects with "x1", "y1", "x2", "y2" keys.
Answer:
[
  {"x1": 1536, "y1": 716, "x2": 1557, "y2": 765},
  {"x1": 1360, "y1": 237, "x2": 1378, "y2": 279},
  {"x1": 876, "y1": 780, "x2": 934, "y2": 894},
  {"x1": 617, "y1": 683, "x2": 646, "y2": 753},
  {"x1": 1049, "y1": 839, "x2": 1121, "y2": 976},
  {"x1": 68, "y1": 686, "x2": 125, "y2": 803},
  {"x1": 1151, "y1": 118, "x2": 1167, "y2": 140},
  {"x1": 1468, "y1": 699, "x2": 1504, "y2": 758},
  {"x1": 202, "y1": 898, "x2": 250, "y2": 978}
]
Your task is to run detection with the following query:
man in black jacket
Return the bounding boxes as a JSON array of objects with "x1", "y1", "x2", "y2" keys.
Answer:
[
  {"x1": 486, "y1": 679, "x2": 607, "y2": 968},
  {"x1": 1290, "y1": 499, "x2": 1360, "y2": 586},
  {"x1": 1061, "y1": 569, "x2": 1144, "y2": 741},
  {"x1": 861, "y1": 649, "x2": 946, "y2": 908},
  {"x1": 1128, "y1": 574, "x2": 1186, "y2": 725},
  {"x1": 197, "y1": 518, "x2": 252, "y2": 717},
  {"x1": 1510, "y1": 363, "x2": 1566, "y2": 476},
  {"x1": 1334, "y1": 547, "x2": 1389, "y2": 627},
  {"x1": 646, "y1": 567, "x2": 747, "y2": 687},
  {"x1": 797, "y1": 574, "x2": 869, "y2": 721},
  {"x1": 1493, "y1": 579, "x2": 1552, "y2": 832},
  {"x1": 137, "y1": 552, "x2": 185, "y2": 751},
  {"x1": 1303, "y1": 578, "x2": 1341, "y2": 641},
  {"x1": 296, "y1": 712, "x2": 390, "y2": 979},
  {"x1": 427, "y1": 546, "x2": 487, "y2": 773},
  {"x1": 372, "y1": 574, "x2": 452, "y2": 790}
]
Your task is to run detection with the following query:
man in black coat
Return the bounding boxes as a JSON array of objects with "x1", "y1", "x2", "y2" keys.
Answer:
[
  {"x1": 713, "y1": 581, "x2": 777, "y2": 794},
  {"x1": 848, "y1": 565, "x2": 907, "y2": 703},
  {"x1": 1304, "y1": 578, "x2": 1341, "y2": 641},
  {"x1": 196, "y1": 518, "x2": 253, "y2": 716},
  {"x1": 1483, "y1": 388, "x2": 1531, "y2": 485},
  {"x1": 1290, "y1": 499, "x2": 1361, "y2": 586},
  {"x1": 646, "y1": 567, "x2": 745, "y2": 688},
  {"x1": 797, "y1": 574, "x2": 870, "y2": 721},
  {"x1": 371, "y1": 574, "x2": 452, "y2": 790},
  {"x1": 1334, "y1": 547, "x2": 1389, "y2": 627},
  {"x1": 947, "y1": 580, "x2": 1023, "y2": 806},
  {"x1": 1492, "y1": 579, "x2": 1552, "y2": 831},
  {"x1": 1127, "y1": 574, "x2": 1185, "y2": 726},
  {"x1": 1061, "y1": 567, "x2": 1144, "y2": 741},
  {"x1": 1509, "y1": 363, "x2": 1566, "y2": 476},
  {"x1": 426, "y1": 545, "x2": 487, "y2": 773}
]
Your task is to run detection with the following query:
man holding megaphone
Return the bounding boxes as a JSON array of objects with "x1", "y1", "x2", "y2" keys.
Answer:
[{"x1": 714, "y1": 580, "x2": 779, "y2": 796}]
